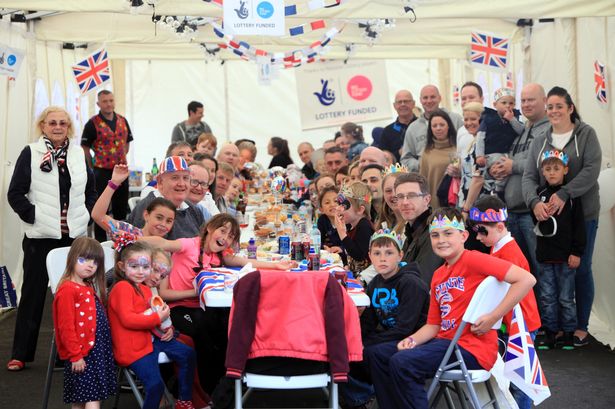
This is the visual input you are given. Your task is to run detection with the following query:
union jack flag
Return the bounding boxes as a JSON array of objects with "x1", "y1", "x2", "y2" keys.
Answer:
[
  {"x1": 506, "y1": 72, "x2": 514, "y2": 89},
  {"x1": 470, "y1": 32, "x2": 509, "y2": 70},
  {"x1": 72, "y1": 49, "x2": 110, "y2": 95},
  {"x1": 504, "y1": 305, "x2": 551, "y2": 405},
  {"x1": 594, "y1": 60, "x2": 607, "y2": 104}
]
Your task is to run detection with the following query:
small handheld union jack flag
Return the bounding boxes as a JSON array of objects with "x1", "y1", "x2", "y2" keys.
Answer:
[
  {"x1": 594, "y1": 60, "x2": 607, "y2": 105},
  {"x1": 470, "y1": 32, "x2": 509, "y2": 71},
  {"x1": 506, "y1": 72, "x2": 514, "y2": 89},
  {"x1": 72, "y1": 49, "x2": 111, "y2": 95},
  {"x1": 452, "y1": 85, "x2": 460, "y2": 105},
  {"x1": 504, "y1": 305, "x2": 551, "y2": 405}
]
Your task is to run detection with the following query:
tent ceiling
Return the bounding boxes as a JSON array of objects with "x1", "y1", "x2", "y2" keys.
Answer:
[
  {"x1": 2, "y1": 0, "x2": 613, "y2": 59},
  {"x1": 1, "y1": 0, "x2": 615, "y2": 19}
]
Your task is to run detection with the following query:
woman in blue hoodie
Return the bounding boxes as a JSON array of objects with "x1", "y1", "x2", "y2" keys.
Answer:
[{"x1": 522, "y1": 86, "x2": 602, "y2": 347}]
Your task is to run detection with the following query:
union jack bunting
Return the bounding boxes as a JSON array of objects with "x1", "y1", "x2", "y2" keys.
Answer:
[
  {"x1": 470, "y1": 32, "x2": 509, "y2": 70},
  {"x1": 504, "y1": 305, "x2": 551, "y2": 405},
  {"x1": 72, "y1": 49, "x2": 110, "y2": 95},
  {"x1": 594, "y1": 60, "x2": 607, "y2": 104}
]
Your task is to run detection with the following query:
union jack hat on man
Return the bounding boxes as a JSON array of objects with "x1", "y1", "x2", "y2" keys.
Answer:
[{"x1": 158, "y1": 156, "x2": 190, "y2": 177}]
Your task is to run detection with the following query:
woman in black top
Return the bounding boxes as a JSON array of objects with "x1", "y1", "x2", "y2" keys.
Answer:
[{"x1": 267, "y1": 137, "x2": 294, "y2": 169}]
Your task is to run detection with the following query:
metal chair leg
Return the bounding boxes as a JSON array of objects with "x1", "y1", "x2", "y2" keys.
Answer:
[
  {"x1": 41, "y1": 334, "x2": 57, "y2": 409},
  {"x1": 443, "y1": 384, "x2": 457, "y2": 409},
  {"x1": 124, "y1": 368, "x2": 145, "y2": 408},
  {"x1": 452, "y1": 380, "x2": 470, "y2": 409},
  {"x1": 485, "y1": 378, "x2": 500, "y2": 409},
  {"x1": 330, "y1": 381, "x2": 339, "y2": 409},
  {"x1": 113, "y1": 369, "x2": 123, "y2": 409},
  {"x1": 235, "y1": 378, "x2": 243, "y2": 409}
]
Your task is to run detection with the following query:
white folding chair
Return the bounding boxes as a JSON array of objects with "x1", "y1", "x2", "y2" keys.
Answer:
[
  {"x1": 128, "y1": 196, "x2": 141, "y2": 211},
  {"x1": 42, "y1": 246, "x2": 71, "y2": 409},
  {"x1": 427, "y1": 276, "x2": 510, "y2": 409}
]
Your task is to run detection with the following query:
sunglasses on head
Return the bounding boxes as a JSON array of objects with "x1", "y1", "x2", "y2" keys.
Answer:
[
  {"x1": 336, "y1": 194, "x2": 351, "y2": 210},
  {"x1": 472, "y1": 225, "x2": 489, "y2": 236}
]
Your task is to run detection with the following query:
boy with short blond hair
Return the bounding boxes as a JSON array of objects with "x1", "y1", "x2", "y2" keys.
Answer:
[{"x1": 370, "y1": 207, "x2": 535, "y2": 408}]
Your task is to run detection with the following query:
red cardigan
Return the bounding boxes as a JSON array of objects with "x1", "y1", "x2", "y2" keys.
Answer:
[
  {"x1": 52, "y1": 281, "x2": 99, "y2": 362},
  {"x1": 108, "y1": 281, "x2": 161, "y2": 366},
  {"x1": 225, "y1": 270, "x2": 363, "y2": 382}
]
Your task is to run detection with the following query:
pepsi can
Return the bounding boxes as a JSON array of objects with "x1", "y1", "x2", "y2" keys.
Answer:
[{"x1": 279, "y1": 235, "x2": 291, "y2": 255}]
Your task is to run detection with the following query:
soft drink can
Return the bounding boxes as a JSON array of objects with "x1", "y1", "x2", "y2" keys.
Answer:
[
  {"x1": 279, "y1": 235, "x2": 291, "y2": 255},
  {"x1": 308, "y1": 253, "x2": 320, "y2": 271}
]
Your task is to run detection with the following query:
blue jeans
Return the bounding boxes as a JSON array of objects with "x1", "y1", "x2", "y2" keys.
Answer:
[
  {"x1": 576, "y1": 219, "x2": 598, "y2": 332},
  {"x1": 508, "y1": 212, "x2": 539, "y2": 277},
  {"x1": 153, "y1": 337, "x2": 196, "y2": 401},
  {"x1": 364, "y1": 339, "x2": 481, "y2": 409},
  {"x1": 538, "y1": 263, "x2": 577, "y2": 332},
  {"x1": 129, "y1": 351, "x2": 166, "y2": 409},
  {"x1": 339, "y1": 374, "x2": 374, "y2": 407}
]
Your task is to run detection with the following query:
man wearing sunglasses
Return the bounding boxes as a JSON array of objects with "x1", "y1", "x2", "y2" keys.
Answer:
[{"x1": 394, "y1": 173, "x2": 443, "y2": 284}]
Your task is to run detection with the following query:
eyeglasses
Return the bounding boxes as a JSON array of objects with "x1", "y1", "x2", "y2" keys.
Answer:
[
  {"x1": 45, "y1": 120, "x2": 69, "y2": 128},
  {"x1": 190, "y1": 179, "x2": 209, "y2": 189},
  {"x1": 394, "y1": 192, "x2": 426, "y2": 202}
]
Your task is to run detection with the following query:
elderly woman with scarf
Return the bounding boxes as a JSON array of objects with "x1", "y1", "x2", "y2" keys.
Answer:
[{"x1": 6, "y1": 106, "x2": 96, "y2": 371}]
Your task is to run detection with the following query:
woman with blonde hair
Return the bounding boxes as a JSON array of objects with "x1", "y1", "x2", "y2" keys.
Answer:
[{"x1": 7, "y1": 106, "x2": 97, "y2": 371}]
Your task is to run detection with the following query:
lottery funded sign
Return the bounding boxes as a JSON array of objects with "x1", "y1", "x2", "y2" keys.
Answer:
[
  {"x1": 223, "y1": 0, "x2": 285, "y2": 36},
  {"x1": 295, "y1": 60, "x2": 392, "y2": 130}
]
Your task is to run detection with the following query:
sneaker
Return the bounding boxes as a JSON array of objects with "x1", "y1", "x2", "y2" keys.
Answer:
[
  {"x1": 536, "y1": 331, "x2": 556, "y2": 350},
  {"x1": 573, "y1": 334, "x2": 590, "y2": 347},
  {"x1": 556, "y1": 332, "x2": 575, "y2": 350}
]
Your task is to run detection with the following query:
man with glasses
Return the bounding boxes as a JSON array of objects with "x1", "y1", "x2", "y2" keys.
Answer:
[
  {"x1": 187, "y1": 163, "x2": 214, "y2": 223},
  {"x1": 394, "y1": 173, "x2": 443, "y2": 284},
  {"x1": 380, "y1": 90, "x2": 418, "y2": 161},
  {"x1": 128, "y1": 156, "x2": 204, "y2": 239},
  {"x1": 82, "y1": 90, "x2": 134, "y2": 242}
]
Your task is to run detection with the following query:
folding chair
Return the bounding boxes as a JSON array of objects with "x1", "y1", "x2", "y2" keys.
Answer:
[
  {"x1": 427, "y1": 276, "x2": 510, "y2": 409},
  {"x1": 128, "y1": 196, "x2": 141, "y2": 211},
  {"x1": 42, "y1": 244, "x2": 118, "y2": 409}
]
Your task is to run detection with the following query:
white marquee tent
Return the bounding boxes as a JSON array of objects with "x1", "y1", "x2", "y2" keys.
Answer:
[{"x1": 1, "y1": 0, "x2": 614, "y2": 345}]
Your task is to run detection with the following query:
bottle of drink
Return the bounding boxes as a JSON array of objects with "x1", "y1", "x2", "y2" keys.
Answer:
[
  {"x1": 308, "y1": 247, "x2": 321, "y2": 271},
  {"x1": 151, "y1": 158, "x2": 159, "y2": 177},
  {"x1": 236, "y1": 193, "x2": 247, "y2": 215},
  {"x1": 310, "y1": 222, "x2": 321, "y2": 255},
  {"x1": 247, "y1": 238, "x2": 257, "y2": 259},
  {"x1": 291, "y1": 226, "x2": 301, "y2": 261}
]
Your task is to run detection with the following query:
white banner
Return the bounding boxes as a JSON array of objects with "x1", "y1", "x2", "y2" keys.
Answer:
[
  {"x1": 295, "y1": 60, "x2": 392, "y2": 130},
  {"x1": 223, "y1": 0, "x2": 285, "y2": 36},
  {"x1": 0, "y1": 43, "x2": 25, "y2": 77}
]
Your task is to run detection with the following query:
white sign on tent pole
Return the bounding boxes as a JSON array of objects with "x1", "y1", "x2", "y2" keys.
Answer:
[
  {"x1": 223, "y1": 0, "x2": 285, "y2": 36},
  {"x1": 0, "y1": 43, "x2": 25, "y2": 77},
  {"x1": 295, "y1": 60, "x2": 392, "y2": 130}
]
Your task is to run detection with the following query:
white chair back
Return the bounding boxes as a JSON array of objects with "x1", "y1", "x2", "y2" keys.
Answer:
[
  {"x1": 128, "y1": 197, "x2": 141, "y2": 211},
  {"x1": 103, "y1": 245, "x2": 116, "y2": 272},
  {"x1": 46, "y1": 246, "x2": 71, "y2": 294},
  {"x1": 463, "y1": 276, "x2": 510, "y2": 329}
]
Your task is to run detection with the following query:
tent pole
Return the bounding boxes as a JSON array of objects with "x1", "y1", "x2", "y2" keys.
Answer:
[{"x1": 224, "y1": 61, "x2": 230, "y2": 141}]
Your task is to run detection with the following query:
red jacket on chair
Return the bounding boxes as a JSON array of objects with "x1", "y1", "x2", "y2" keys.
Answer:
[{"x1": 225, "y1": 270, "x2": 363, "y2": 383}]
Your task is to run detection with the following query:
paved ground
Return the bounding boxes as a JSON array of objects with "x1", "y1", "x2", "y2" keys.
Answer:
[{"x1": 1, "y1": 294, "x2": 614, "y2": 408}]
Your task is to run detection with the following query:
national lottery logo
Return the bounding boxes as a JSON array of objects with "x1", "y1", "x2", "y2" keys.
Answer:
[
  {"x1": 314, "y1": 79, "x2": 335, "y2": 106},
  {"x1": 257, "y1": 1, "x2": 274, "y2": 19},
  {"x1": 234, "y1": 0, "x2": 249, "y2": 19}
]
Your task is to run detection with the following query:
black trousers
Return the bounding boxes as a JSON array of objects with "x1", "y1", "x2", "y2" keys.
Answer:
[
  {"x1": 11, "y1": 235, "x2": 74, "y2": 362},
  {"x1": 170, "y1": 306, "x2": 230, "y2": 394},
  {"x1": 93, "y1": 167, "x2": 129, "y2": 242}
]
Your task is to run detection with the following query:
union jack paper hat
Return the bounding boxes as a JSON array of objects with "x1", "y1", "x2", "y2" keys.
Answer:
[
  {"x1": 159, "y1": 156, "x2": 190, "y2": 177},
  {"x1": 541, "y1": 149, "x2": 569, "y2": 166}
]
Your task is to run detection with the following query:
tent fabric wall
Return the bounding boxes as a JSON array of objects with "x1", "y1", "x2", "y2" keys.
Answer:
[{"x1": 1, "y1": 9, "x2": 615, "y2": 345}]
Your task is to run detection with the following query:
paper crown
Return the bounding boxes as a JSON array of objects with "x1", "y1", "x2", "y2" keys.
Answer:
[
  {"x1": 338, "y1": 182, "x2": 372, "y2": 204},
  {"x1": 429, "y1": 214, "x2": 465, "y2": 232},
  {"x1": 370, "y1": 228, "x2": 404, "y2": 250},
  {"x1": 469, "y1": 207, "x2": 508, "y2": 223},
  {"x1": 383, "y1": 163, "x2": 409, "y2": 176},
  {"x1": 541, "y1": 149, "x2": 569, "y2": 166},
  {"x1": 493, "y1": 87, "x2": 515, "y2": 102},
  {"x1": 159, "y1": 156, "x2": 190, "y2": 177}
]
